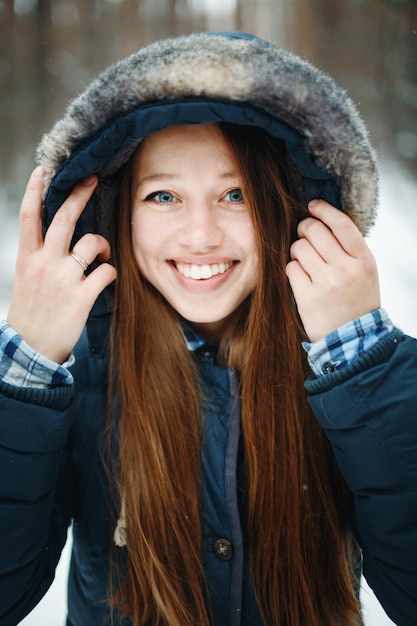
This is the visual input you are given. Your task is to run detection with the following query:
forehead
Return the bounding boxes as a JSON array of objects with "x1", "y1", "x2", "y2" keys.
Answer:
[{"x1": 132, "y1": 123, "x2": 237, "y2": 181}]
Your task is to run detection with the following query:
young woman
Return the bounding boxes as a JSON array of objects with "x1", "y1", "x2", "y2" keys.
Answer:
[{"x1": 1, "y1": 32, "x2": 416, "y2": 626}]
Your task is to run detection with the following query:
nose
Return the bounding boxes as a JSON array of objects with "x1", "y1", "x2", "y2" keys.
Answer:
[{"x1": 177, "y1": 204, "x2": 223, "y2": 250}]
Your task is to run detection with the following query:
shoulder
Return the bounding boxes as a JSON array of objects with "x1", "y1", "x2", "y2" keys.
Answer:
[{"x1": 306, "y1": 329, "x2": 417, "y2": 446}]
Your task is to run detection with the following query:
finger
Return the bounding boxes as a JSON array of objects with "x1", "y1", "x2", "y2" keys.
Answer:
[
  {"x1": 76, "y1": 263, "x2": 117, "y2": 322},
  {"x1": 289, "y1": 235, "x2": 326, "y2": 279},
  {"x1": 44, "y1": 175, "x2": 98, "y2": 254},
  {"x1": 307, "y1": 199, "x2": 367, "y2": 258},
  {"x1": 17, "y1": 167, "x2": 45, "y2": 256},
  {"x1": 80, "y1": 263, "x2": 117, "y2": 307},
  {"x1": 296, "y1": 217, "x2": 343, "y2": 264},
  {"x1": 286, "y1": 258, "x2": 312, "y2": 290},
  {"x1": 69, "y1": 233, "x2": 112, "y2": 274}
]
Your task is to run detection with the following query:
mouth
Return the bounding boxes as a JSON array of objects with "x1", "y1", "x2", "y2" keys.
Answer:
[{"x1": 173, "y1": 261, "x2": 235, "y2": 280}]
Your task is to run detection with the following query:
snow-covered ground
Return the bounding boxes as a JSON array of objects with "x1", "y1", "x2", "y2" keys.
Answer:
[{"x1": 2, "y1": 159, "x2": 415, "y2": 625}]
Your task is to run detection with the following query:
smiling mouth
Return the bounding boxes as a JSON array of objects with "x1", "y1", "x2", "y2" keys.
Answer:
[{"x1": 174, "y1": 261, "x2": 234, "y2": 280}]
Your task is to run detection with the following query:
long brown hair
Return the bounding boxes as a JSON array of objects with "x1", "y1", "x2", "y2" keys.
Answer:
[{"x1": 109, "y1": 123, "x2": 362, "y2": 625}]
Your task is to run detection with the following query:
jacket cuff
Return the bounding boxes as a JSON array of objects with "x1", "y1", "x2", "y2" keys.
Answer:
[
  {"x1": 305, "y1": 328, "x2": 406, "y2": 395},
  {"x1": 0, "y1": 377, "x2": 74, "y2": 411}
]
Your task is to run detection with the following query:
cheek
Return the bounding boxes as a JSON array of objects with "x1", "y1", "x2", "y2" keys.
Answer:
[
  {"x1": 242, "y1": 221, "x2": 259, "y2": 286},
  {"x1": 246, "y1": 255, "x2": 259, "y2": 294},
  {"x1": 229, "y1": 217, "x2": 258, "y2": 292},
  {"x1": 131, "y1": 217, "x2": 168, "y2": 275},
  {"x1": 239, "y1": 219, "x2": 258, "y2": 259},
  {"x1": 131, "y1": 222, "x2": 152, "y2": 271}
]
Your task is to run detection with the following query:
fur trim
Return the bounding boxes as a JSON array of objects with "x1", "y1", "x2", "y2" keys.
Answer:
[{"x1": 37, "y1": 32, "x2": 378, "y2": 234}]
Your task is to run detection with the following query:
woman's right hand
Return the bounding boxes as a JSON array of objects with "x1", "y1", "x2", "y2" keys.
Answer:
[{"x1": 7, "y1": 167, "x2": 117, "y2": 364}]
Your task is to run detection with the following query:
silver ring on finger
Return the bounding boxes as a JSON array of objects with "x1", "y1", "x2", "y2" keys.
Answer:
[{"x1": 70, "y1": 251, "x2": 89, "y2": 272}]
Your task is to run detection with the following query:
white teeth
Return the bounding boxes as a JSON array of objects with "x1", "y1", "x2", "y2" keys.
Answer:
[
  {"x1": 176, "y1": 261, "x2": 233, "y2": 280},
  {"x1": 190, "y1": 265, "x2": 202, "y2": 279},
  {"x1": 200, "y1": 265, "x2": 212, "y2": 279}
]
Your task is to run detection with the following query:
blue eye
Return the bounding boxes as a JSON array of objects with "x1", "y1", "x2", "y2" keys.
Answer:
[
  {"x1": 145, "y1": 191, "x2": 176, "y2": 203},
  {"x1": 225, "y1": 188, "x2": 244, "y2": 203}
]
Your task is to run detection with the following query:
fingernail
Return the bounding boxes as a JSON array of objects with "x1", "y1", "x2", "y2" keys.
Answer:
[
  {"x1": 308, "y1": 199, "x2": 320, "y2": 208},
  {"x1": 82, "y1": 175, "x2": 97, "y2": 186},
  {"x1": 33, "y1": 166, "x2": 44, "y2": 179}
]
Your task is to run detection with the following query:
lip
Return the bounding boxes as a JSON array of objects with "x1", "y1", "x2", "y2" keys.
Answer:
[
  {"x1": 175, "y1": 261, "x2": 234, "y2": 280},
  {"x1": 171, "y1": 256, "x2": 235, "y2": 265},
  {"x1": 168, "y1": 259, "x2": 238, "y2": 292}
]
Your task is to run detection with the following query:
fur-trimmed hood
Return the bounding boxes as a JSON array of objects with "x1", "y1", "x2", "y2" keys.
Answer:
[{"x1": 37, "y1": 31, "x2": 378, "y2": 250}]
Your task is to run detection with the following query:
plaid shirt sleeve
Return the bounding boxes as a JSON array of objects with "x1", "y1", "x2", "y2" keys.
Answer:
[
  {"x1": 302, "y1": 309, "x2": 394, "y2": 377},
  {"x1": 0, "y1": 320, "x2": 74, "y2": 388}
]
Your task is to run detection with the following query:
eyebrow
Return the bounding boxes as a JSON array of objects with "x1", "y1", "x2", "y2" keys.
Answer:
[
  {"x1": 135, "y1": 170, "x2": 239, "y2": 188},
  {"x1": 136, "y1": 173, "x2": 179, "y2": 188}
]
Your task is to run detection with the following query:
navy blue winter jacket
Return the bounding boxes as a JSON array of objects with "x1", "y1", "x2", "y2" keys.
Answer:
[{"x1": 0, "y1": 315, "x2": 416, "y2": 625}]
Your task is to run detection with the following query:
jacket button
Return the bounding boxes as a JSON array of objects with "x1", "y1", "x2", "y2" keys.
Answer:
[
  {"x1": 214, "y1": 538, "x2": 233, "y2": 560},
  {"x1": 322, "y1": 361, "x2": 335, "y2": 374}
]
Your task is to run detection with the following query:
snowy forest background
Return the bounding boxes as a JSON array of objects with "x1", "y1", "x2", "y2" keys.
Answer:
[{"x1": 0, "y1": 0, "x2": 416, "y2": 624}]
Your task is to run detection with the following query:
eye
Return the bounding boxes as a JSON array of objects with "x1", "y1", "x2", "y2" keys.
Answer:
[
  {"x1": 224, "y1": 188, "x2": 244, "y2": 203},
  {"x1": 144, "y1": 190, "x2": 177, "y2": 203}
]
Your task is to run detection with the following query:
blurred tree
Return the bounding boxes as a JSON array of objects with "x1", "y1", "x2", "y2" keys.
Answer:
[
  {"x1": 291, "y1": 0, "x2": 417, "y2": 175},
  {"x1": 0, "y1": 1, "x2": 16, "y2": 183},
  {"x1": 0, "y1": 0, "x2": 416, "y2": 206}
]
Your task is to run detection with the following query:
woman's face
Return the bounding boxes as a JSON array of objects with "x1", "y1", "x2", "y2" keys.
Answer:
[{"x1": 131, "y1": 123, "x2": 258, "y2": 341}]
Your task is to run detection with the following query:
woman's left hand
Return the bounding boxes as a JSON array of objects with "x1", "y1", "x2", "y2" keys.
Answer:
[{"x1": 286, "y1": 199, "x2": 381, "y2": 343}]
